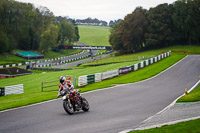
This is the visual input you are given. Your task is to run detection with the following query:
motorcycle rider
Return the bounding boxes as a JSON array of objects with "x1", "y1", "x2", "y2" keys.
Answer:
[{"x1": 57, "y1": 76, "x2": 77, "y2": 98}]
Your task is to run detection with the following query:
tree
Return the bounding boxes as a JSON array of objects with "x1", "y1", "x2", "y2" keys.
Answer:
[
  {"x1": 0, "y1": 29, "x2": 9, "y2": 53},
  {"x1": 145, "y1": 3, "x2": 175, "y2": 49},
  {"x1": 39, "y1": 24, "x2": 59, "y2": 53},
  {"x1": 57, "y1": 19, "x2": 76, "y2": 46},
  {"x1": 173, "y1": 0, "x2": 200, "y2": 45},
  {"x1": 110, "y1": 7, "x2": 147, "y2": 53},
  {"x1": 109, "y1": 23, "x2": 124, "y2": 53}
]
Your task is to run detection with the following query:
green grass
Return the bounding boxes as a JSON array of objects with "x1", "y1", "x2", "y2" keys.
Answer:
[
  {"x1": 78, "y1": 25, "x2": 110, "y2": 46},
  {"x1": 81, "y1": 49, "x2": 163, "y2": 66},
  {"x1": 43, "y1": 49, "x2": 82, "y2": 59},
  {"x1": 79, "y1": 54, "x2": 185, "y2": 92},
  {"x1": 0, "y1": 49, "x2": 82, "y2": 65},
  {"x1": 0, "y1": 52, "x2": 185, "y2": 111},
  {"x1": 0, "y1": 53, "x2": 27, "y2": 65},
  {"x1": 131, "y1": 118, "x2": 200, "y2": 133},
  {"x1": 177, "y1": 84, "x2": 200, "y2": 102},
  {"x1": 0, "y1": 45, "x2": 199, "y2": 111}
]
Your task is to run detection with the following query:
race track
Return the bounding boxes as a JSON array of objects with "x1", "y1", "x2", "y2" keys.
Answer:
[{"x1": 0, "y1": 55, "x2": 200, "y2": 133}]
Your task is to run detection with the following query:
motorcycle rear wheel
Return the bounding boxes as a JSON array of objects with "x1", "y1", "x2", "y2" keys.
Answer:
[{"x1": 81, "y1": 97, "x2": 90, "y2": 112}]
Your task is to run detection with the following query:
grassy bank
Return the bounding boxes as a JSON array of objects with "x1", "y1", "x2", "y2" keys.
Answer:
[
  {"x1": 0, "y1": 49, "x2": 82, "y2": 65},
  {"x1": 177, "y1": 84, "x2": 200, "y2": 102},
  {"x1": 0, "y1": 45, "x2": 199, "y2": 111},
  {"x1": 78, "y1": 25, "x2": 110, "y2": 46},
  {"x1": 0, "y1": 50, "x2": 185, "y2": 111},
  {"x1": 131, "y1": 118, "x2": 200, "y2": 133}
]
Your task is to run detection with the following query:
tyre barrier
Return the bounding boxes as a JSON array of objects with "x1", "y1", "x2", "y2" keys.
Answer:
[
  {"x1": 0, "y1": 84, "x2": 23, "y2": 96},
  {"x1": 78, "y1": 51, "x2": 171, "y2": 87},
  {"x1": 0, "y1": 51, "x2": 85, "y2": 68}
]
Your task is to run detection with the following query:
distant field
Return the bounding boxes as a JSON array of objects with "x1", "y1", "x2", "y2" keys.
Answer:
[{"x1": 78, "y1": 25, "x2": 110, "y2": 46}]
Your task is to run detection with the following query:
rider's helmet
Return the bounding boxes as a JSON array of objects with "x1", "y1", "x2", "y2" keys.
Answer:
[{"x1": 60, "y1": 76, "x2": 66, "y2": 84}]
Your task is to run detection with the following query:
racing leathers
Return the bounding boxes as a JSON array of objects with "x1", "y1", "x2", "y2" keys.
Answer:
[{"x1": 58, "y1": 80, "x2": 74, "y2": 97}]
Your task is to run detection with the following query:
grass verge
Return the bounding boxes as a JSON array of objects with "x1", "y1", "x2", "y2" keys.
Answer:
[
  {"x1": 131, "y1": 118, "x2": 200, "y2": 133},
  {"x1": 79, "y1": 54, "x2": 185, "y2": 92},
  {"x1": 0, "y1": 49, "x2": 82, "y2": 65},
  {"x1": 0, "y1": 53, "x2": 185, "y2": 111},
  {"x1": 177, "y1": 84, "x2": 200, "y2": 102}
]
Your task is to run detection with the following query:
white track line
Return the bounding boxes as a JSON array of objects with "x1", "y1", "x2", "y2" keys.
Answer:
[
  {"x1": 119, "y1": 79, "x2": 200, "y2": 133},
  {"x1": 133, "y1": 79, "x2": 200, "y2": 131},
  {"x1": 135, "y1": 116, "x2": 200, "y2": 131}
]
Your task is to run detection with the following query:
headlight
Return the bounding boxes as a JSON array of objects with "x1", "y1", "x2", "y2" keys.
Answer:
[{"x1": 62, "y1": 95, "x2": 67, "y2": 100}]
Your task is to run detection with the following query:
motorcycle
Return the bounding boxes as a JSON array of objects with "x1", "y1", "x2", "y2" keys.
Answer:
[{"x1": 58, "y1": 89, "x2": 89, "y2": 115}]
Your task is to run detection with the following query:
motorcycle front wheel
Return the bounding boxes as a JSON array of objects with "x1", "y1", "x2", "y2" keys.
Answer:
[
  {"x1": 63, "y1": 100, "x2": 74, "y2": 115},
  {"x1": 81, "y1": 97, "x2": 90, "y2": 112}
]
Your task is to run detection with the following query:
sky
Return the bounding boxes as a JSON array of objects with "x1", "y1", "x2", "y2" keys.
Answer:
[{"x1": 16, "y1": 0, "x2": 176, "y2": 22}]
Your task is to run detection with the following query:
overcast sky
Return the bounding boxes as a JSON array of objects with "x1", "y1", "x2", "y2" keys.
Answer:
[{"x1": 16, "y1": 0, "x2": 176, "y2": 22}]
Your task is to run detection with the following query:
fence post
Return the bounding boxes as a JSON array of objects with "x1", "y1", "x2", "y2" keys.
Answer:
[
  {"x1": 0, "y1": 87, "x2": 5, "y2": 96},
  {"x1": 41, "y1": 81, "x2": 43, "y2": 92}
]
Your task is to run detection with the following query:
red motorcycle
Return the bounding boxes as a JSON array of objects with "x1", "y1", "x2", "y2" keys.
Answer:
[{"x1": 59, "y1": 89, "x2": 89, "y2": 115}]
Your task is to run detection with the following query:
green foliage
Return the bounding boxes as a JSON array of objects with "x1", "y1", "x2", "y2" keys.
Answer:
[
  {"x1": 0, "y1": 0, "x2": 79, "y2": 53},
  {"x1": 110, "y1": 7, "x2": 147, "y2": 53},
  {"x1": 109, "y1": 0, "x2": 200, "y2": 54},
  {"x1": 57, "y1": 19, "x2": 76, "y2": 45},
  {"x1": 173, "y1": 0, "x2": 200, "y2": 45},
  {"x1": 0, "y1": 30, "x2": 9, "y2": 52},
  {"x1": 40, "y1": 24, "x2": 59, "y2": 53},
  {"x1": 145, "y1": 3, "x2": 175, "y2": 49}
]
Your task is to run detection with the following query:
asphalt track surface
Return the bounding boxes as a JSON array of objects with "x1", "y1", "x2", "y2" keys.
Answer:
[{"x1": 0, "y1": 55, "x2": 200, "y2": 133}]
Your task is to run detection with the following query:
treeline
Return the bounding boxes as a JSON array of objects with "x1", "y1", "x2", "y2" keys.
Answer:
[
  {"x1": 75, "y1": 17, "x2": 108, "y2": 26},
  {"x1": 65, "y1": 17, "x2": 121, "y2": 27},
  {"x1": 0, "y1": 0, "x2": 79, "y2": 53},
  {"x1": 109, "y1": 19, "x2": 122, "y2": 27},
  {"x1": 109, "y1": 0, "x2": 200, "y2": 54}
]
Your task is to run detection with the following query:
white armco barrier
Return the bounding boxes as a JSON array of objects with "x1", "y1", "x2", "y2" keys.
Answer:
[
  {"x1": 77, "y1": 51, "x2": 171, "y2": 87},
  {"x1": 95, "y1": 73, "x2": 102, "y2": 82},
  {"x1": 145, "y1": 60, "x2": 149, "y2": 66},
  {"x1": 78, "y1": 75, "x2": 88, "y2": 87},
  {"x1": 140, "y1": 61, "x2": 144, "y2": 68},
  {"x1": 154, "y1": 57, "x2": 157, "y2": 62},
  {"x1": 101, "y1": 69, "x2": 119, "y2": 80},
  {"x1": 5, "y1": 84, "x2": 24, "y2": 96},
  {"x1": 150, "y1": 58, "x2": 153, "y2": 64},
  {"x1": 158, "y1": 55, "x2": 161, "y2": 61},
  {"x1": 134, "y1": 64, "x2": 138, "y2": 71}
]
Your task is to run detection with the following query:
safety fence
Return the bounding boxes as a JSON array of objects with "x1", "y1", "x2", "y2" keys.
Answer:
[
  {"x1": 0, "y1": 84, "x2": 24, "y2": 96},
  {"x1": 78, "y1": 51, "x2": 171, "y2": 87},
  {"x1": 41, "y1": 75, "x2": 76, "y2": 92},
  {"x1": 0, "y1": 51, "x2": 86, "y2": 68},
  {"x1": 41, "y1": 80, "x2": 58, "y2": 92}
]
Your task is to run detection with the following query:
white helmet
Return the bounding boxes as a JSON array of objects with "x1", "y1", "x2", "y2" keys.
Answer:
[{"x1": 60, "y1": 76, "x2": 66, "y2": 84}]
